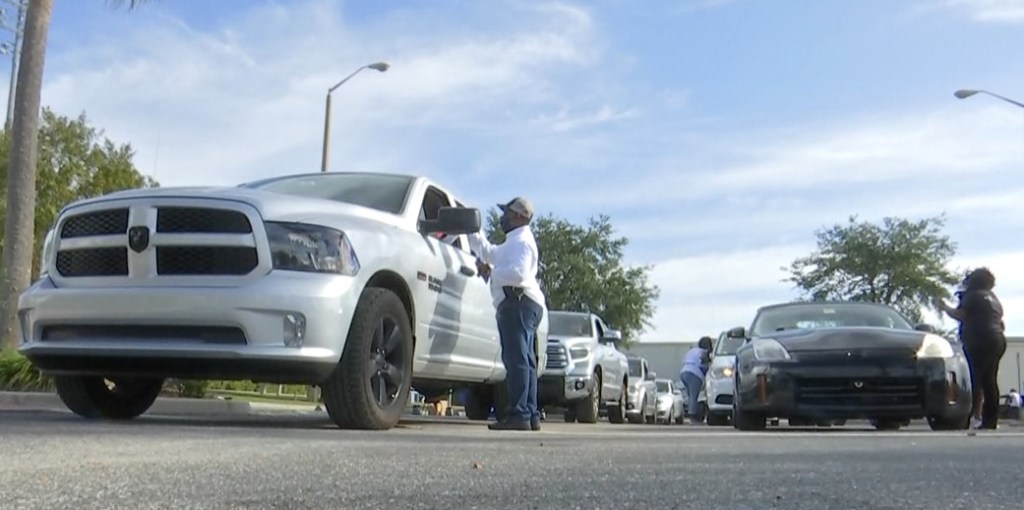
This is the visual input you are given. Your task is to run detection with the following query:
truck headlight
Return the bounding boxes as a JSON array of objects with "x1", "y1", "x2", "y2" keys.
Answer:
[
  {"x1": 916, "y1": 333, "x2": 954, "y2": 359},
  {"x1": 568, "y1": 346, "x2": 589, "y2": 360},
  {"x1": 752, "y1": 338, "x2": 791, "y2": 361},
  {"x1": 266, "y1": 222, "x2": 360, "y2": 276},
  {"x1": 38, "y1": 228, "x2": 55, "y2": 277}
]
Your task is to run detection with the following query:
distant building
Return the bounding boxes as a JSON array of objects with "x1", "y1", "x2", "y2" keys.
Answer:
[{"x1": 627, "y1": 336, "x2": 1024, "y2": 394}]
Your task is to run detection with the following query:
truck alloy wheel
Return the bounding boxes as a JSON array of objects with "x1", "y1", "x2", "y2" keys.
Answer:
[{"x1": 322, "y1": 288, "x2": 413, "y2": 430}]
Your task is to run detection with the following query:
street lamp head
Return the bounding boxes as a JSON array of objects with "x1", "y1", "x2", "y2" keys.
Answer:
[
  {"x1": 954, "y1": 89, "x2": 980, "y2": 99},
  {"x1": 368, "y1": 62, "x2": 390, "y2": 72}
]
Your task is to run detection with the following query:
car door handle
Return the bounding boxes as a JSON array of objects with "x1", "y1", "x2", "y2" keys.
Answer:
[{"x1": 459, "y1": 265, "x2": 476, "y2": 277}]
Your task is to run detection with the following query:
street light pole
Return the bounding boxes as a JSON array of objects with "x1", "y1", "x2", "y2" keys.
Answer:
[
  {"x1": 320, "y1": 61, "x2": 389, "y2": 173},
  {"x1": 954, "y1": 89, "x2": 1024, "y2": 109},
  {"x1": 1, "y1": 0, "x2": 27, "y2": 130}
]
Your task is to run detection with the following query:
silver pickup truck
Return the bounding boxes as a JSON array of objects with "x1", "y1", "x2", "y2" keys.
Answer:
[
  {"x1": 539, "y1": 311, "x2": 630, "y2": 424},
  {"x1": 18, "y1": 172, "x2": 547, "y2": 431}
]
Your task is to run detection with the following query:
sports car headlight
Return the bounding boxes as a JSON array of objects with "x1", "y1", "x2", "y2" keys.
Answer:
[
  {"x1": 266, "y1": 222, "x2": 360, "y2": 275},
  {"x1": 711, "y1": 365, "x2": 735, "y2": 379},
  {"x1": 916, "y1": 333, "x2": 954, "y2": 359},
  {"x1": 752, "y1": 338, "x2": 791, "y2": 361}
]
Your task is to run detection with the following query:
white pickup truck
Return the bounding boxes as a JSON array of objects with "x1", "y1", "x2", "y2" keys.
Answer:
[{"x1": 17, "y1": 171, "x2": 547, "y2": 430}]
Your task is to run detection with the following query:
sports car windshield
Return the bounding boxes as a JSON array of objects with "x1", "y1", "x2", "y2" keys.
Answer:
[
  {"x1": 750, "y1": 303, "x2": 914, "y2": 337},
  {"x1": 549, "y1": 313, "x2": 592, "y2": 337},
  {"x1": 245, "y1": 173, "x2": 414, "y2": 214}
]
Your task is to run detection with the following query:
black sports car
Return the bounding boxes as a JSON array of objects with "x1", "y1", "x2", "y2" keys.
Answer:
[{"x1": 728, "y1": 301, "x2": 972, "y2": 431}]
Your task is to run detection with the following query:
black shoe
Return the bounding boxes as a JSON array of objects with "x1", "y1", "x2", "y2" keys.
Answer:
[{"x1": 488, "y1": 420, "x2": 532, "y2": 431}]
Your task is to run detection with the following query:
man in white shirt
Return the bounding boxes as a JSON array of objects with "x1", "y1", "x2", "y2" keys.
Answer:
[{"x1": 468, "y1": 197, "x2": 546, "y2": 431}]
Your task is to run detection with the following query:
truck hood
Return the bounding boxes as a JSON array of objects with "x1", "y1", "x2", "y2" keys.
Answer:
[
  {"x1": 548, "y1": 335, "x2": 591, "y2": 344},
  {"x1": 709, "y1": 354, "x2": 736, "y2": 368},
  {"x1": 60, "y1": 185, "x2": 405, "y2": 229}
]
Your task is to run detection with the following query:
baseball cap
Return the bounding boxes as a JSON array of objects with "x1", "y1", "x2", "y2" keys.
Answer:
[{"x1": 498, "y1": 196, "x2": 535, "y2": 221}]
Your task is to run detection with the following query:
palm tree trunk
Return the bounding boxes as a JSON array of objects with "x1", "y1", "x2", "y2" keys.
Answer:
[{"x1": 0, "y1": 0, "x2": 53, "y2": 350}]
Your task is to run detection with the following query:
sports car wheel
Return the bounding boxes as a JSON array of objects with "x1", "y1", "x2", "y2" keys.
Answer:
[
  {"x1": 871, "y1": 418, "x2": 903, "y2": 431},
  {"x1": 732, "y1": 397, "x2": 766, "y2": 431},
  {"x1": 322, "y1": 288, "x2": 413, "y2": 430},
  {"x1": 607, "y1": 381, "x2": 627, "y2": 424},
  {"x1": 927, "y1": 415, "x2": 969, "y2": 431},
  {"x1": 55, "y1": 375, "x2": 164, "y2": 420}
]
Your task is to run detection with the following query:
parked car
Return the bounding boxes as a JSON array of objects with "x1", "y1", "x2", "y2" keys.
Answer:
[
  {"x1": 625, "y1": 355, "x2": 658, "y2": 424},
  {"x1": 728, "y1": 301, "x2": 971, "y2": 432},
  {"x1": 654, "y1": 378, "x2": 685, "y2": 425},
  {"x1": 704, "y1": 330, "x2": 745, "y2": 426},
  {"x1": 539, "y1": 311, "x2": 630, "y2": 424},
  {"x1": 17, "y1": 172, "x2": 547, "y2": 430}
]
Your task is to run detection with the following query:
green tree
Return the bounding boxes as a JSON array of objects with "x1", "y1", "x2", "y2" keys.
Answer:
[
  {"x1": 0, "y1": 107, "x2": 158, "y2": 348},
  {"x1": 1, "y1": 0, "x2": 153, "y2": 349},
  {"x1": 485, "y1": 209, "x2": 659, "y2": 344},
  {"x1": 784, "y1": 215, "x2": 960, "y2": 323}
]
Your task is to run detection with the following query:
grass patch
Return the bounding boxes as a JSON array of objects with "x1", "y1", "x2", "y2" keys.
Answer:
[{"x1": 0, "y1": 349, "x2": 53, "y2": 391}]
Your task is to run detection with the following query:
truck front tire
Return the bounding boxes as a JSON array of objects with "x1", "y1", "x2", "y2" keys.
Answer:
[
  {"x1": 322, "y1": 288, "x2": 413, "y2": 430},
  {"x1": 575, "y1": 372, "x2": 601, "y2": 424}
]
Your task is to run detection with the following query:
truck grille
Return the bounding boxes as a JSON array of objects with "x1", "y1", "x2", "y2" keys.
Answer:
[
  {"x1": 56, "y1": 248, "x2": 129, "y2": 277},
  {"x1": 60, "y1": 209, "x2": 129, "y2": 238},
  {"x1": 157, "y1": 207, "x2": 252, "y2": 234},
  {"x1": 546, "y1": 343, "x2": 568, "y2": 370},
  {"x1": 796, "y1": 377, "x2": 923, "y2": 409},
  {"x1": 156, "y1": 246, "x2": 258, "y2": 275},
  {"x1": 52, "y1": 201, "x2": 262, "y2": 283}
]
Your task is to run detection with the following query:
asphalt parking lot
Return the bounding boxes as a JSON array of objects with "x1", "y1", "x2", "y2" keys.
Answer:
[{"x1": 2, "y1": 408, "x2": 1024, "y2": 510}]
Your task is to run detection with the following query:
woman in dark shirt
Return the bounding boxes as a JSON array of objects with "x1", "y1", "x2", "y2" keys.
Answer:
[{"x1": 936, "y1": 267, "x2": 1007, "y2": 430}]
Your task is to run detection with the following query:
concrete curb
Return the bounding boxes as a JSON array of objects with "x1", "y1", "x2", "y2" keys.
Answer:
[{"x1": 0, "y1": 391, "x2": 252, "y2": 416}]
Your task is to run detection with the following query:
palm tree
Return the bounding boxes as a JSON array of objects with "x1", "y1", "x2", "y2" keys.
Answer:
[{"x1": 1, "y1": 0, "x2": 150, "y2": 349}]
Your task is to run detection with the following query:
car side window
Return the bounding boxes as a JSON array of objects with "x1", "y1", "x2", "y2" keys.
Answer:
[
  {"x1": 420, "y1": 186, "x2": 463, "y2": 250},
  {"x1": 594, "y1": 318, "x2": 605, "y2": 339}
]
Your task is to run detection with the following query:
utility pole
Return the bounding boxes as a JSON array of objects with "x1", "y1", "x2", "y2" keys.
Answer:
[{"x1": 0, "y1": 0, "x2": 27, "y2": 130}]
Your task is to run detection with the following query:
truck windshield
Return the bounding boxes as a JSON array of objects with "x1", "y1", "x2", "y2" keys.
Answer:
[
  {"x1": 548, "y1": 313, "x2": 592, "y2": 337},
  {"x1": 243, "y1": 173, "x2": 414, "y2": 215}
]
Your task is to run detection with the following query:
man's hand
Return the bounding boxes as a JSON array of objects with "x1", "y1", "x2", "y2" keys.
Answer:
[{"x1": 476, "y1": 259, "x2": 492, "y2": 280}]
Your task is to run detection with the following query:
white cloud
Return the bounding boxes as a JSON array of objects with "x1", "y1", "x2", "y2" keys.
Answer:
[
  {"x1": 944, "y1": 0, "x2": 1024, "y2": 22},
  {"x1": 37, "y1": 0, "x2": 605, "y2": 186},
  {"x1": 643, "y1": 244, "x2": 810, "y2": 342},
  {"x1": 530, "y1": 105, "x2": 639, "y2": 132}
]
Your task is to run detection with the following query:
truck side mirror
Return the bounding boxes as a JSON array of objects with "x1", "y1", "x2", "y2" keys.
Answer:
[{"x1": 420, "y1": 207, "x2": 482, "y2": 236}]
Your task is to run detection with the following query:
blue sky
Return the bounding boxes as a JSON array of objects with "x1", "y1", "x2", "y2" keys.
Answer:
[{"x1": 4, "y1": 0, "x2": 1024, "y2": 341}]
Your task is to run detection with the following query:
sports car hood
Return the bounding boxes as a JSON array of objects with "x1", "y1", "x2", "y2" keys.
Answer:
[{"x1": 757, "y1": 327, "x2": 927, "y2": 352}]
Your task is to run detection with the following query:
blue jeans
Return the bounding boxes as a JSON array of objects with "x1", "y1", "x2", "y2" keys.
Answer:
[
  {"x1": 680, "y1": 371, "x2": 704, "y2": 420},
  {"x1": 496, "y1": 296, "x2": 543, "y2": 423}
]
